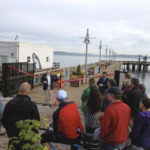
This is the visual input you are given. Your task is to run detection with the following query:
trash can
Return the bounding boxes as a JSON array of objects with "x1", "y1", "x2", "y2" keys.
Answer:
[{"x1": 114, "y1": 70, "x2": 120, "y2": 87}]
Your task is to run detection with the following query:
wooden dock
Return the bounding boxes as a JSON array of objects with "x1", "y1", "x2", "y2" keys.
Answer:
[{"x1": 121, "y1": 61, "x2": 150, "y2": 71}]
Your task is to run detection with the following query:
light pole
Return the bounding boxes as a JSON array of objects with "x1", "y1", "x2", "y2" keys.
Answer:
[
  {"x1": 105, "y1": 46, "x2": 108, "y2": 62},
  {"x1": 84, "y1": 29, "x2": 90, "y2": 76},
  {"x1": 109, "y1": 48, "x2": 111, "y2": 61},
  {"x1": 15, "y1": 35, "x2": 19, "y2": 62},
  {"x1": 99, "y1": 40, "x2": 102, "y2": 64}
]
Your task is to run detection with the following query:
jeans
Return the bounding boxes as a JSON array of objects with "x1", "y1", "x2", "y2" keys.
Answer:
[{"x1": 103, "y1": 142, "x2": 126, "y2": 150}]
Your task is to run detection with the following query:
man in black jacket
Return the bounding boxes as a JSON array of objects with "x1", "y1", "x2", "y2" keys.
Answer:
[
  {"x1": 2, "y1": 82, "x2": 40, "y2": 139},
  {"x1": 124, "y1": 78, "x2": 143, "y2": 119},
  {"x1": 41, "y1": 69, "x2": 54, "y2": 106},
  {"x1": 97, "y1": 72, "x2": 109, "y2": 95}
]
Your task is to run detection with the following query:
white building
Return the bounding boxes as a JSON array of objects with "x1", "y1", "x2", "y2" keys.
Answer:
[{"x1": 0, "y1": 41, "x2": 53, "y2": 69}]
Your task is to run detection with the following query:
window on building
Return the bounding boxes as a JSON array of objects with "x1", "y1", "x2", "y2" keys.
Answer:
[
  {"x1": 27, "y1": 56, "x2": 31, "y2": 62},
  {"x1": 46, "y1": 57, "x2": 49, "y2": 62}
]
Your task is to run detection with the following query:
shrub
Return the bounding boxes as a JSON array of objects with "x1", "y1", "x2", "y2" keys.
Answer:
[
  {"x1": 7, "y1": 118, "x2": 49, "y2": 150},
  {"x1": 72, "y1": 65, "x2": 84, "y2": 75}
]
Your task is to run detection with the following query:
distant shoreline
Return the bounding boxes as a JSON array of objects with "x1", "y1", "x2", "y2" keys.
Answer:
[{"x1": 54, "y1": 51, "x2": 150, "y2": 59}]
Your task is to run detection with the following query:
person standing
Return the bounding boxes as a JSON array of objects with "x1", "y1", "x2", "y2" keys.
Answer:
[
  {"x1": 97, "y1": 72, "x2": 109, "y2": 95},
  {"x1": 100, "y1": 86, "x2": 131, "y2": 150},
  {"x1": 81, "y1": 78, "x2": 95, "y2": 116},
  {"x1": 2, "y1": 82, "x2": 40, "y2": 150},
  {"x1": 101, "y1": 79, "x2": 116, "y2": 112},
  {"x1": 41, "y1": 69, "x2": 54, "y2": 106},
  {"x1": 122, "y1": 73, "x2": 131, "y2": 90},
  {"x1": 130, "y1": 98, "x2": 150, "y2": 150},
  {"x1": 85, "y1": 85, "x2": 103, "y2": 134},
  {"x1": 124, "y1": 78, "x2": 143, "y2": 119},
  {"x1": 139, "y1": 84, "x2": 148, "y2": 102}
]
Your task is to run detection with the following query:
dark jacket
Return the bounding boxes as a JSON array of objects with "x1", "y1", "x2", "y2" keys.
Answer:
[
  {"x1": 97, "y1": 77, "x2": 109, "y2": 94},
  {"x1": 41, "y1": 74, "x2": 54, "y2": 90},
  {"x1": 0, "y1": 99, "x2": 3, "y2": 121},
  {"x1": 53, "y1": 102, "x2": 84, "y2": 139},
  {"x1": 125, "y1": 86, "x2": 143, "y2": 118},
  {"x1": 130, "y1": 111, "x2": 150, "y2": 149},
  {"x1": 141, "y1": 91, "x2": 148, "y2": 102},
  {"x1": 2, "y1": 94, "x2": 40, "y2": 138},
  {"x1": 101, "y1": 88, "x2": 111, "y2": 112}
]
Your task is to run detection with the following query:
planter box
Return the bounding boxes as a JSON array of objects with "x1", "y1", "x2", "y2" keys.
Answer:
[
  {"x1": 70, "y1": 80, "x2": 82, "y2": 87},
  {"x1": 70, "y1": 74, "x2": 85, "y2": 87}
]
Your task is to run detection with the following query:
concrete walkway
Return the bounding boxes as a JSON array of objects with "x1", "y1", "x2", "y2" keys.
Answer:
[{"x1": 0, "y1": 62, "x2": 122, "y2": 150}]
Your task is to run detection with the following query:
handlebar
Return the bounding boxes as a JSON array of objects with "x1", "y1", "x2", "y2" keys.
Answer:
[{"x1": 77, "y1": 128, "x2": 102, "y2": 150}]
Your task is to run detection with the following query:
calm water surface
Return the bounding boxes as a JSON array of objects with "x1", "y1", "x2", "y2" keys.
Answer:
[{"x1": 54, "y1": 54, "x2": 150, "y2": 93}]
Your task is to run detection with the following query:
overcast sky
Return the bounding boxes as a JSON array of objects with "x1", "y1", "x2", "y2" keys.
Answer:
[{"x1": 0, "y1": 0, "x2": 150, "y2": 55}]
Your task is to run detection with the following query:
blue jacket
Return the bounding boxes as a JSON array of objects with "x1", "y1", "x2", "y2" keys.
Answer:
[
  {"x1": 130, "y1": 111, "x2": 150, "y2": 149},
  {"x1": 97, "y1": 77, "x2": 109, "y2": 94}
]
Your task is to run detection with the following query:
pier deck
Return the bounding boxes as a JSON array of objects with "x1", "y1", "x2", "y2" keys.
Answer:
[{"x1": 122, "y1": 61, "x2": 150, "y2": 66}]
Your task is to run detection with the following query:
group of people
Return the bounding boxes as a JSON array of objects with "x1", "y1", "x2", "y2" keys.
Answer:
[
  {"x1": 81, "y1": 72, "x2": 150, "y2": 150},
  {"x1": 0, "y1": 70, "x2": 150, "y2": 150}
]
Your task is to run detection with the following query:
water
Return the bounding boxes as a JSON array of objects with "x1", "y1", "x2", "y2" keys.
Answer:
[
  {"x1": 130, "y1": 71, "x2": 150, "y2": 94},
  {"x1": 54, "y1": 54, "x2": 150, "y2": 93},
  {"x1": 54, "y1": 54, "x2": 143, "y2": 68}
]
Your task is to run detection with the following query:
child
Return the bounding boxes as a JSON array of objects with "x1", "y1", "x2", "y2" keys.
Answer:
[{"x1": 93, "y1": 112, "x2": 104, "y2": 141}]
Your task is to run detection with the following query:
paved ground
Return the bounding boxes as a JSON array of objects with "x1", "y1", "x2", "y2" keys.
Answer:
[{"x1": 0, "y1": 62, "x2": 121, "y2": 150}]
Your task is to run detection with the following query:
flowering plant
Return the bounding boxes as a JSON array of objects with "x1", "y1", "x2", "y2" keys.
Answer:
[
  {"x1": 53, "y1": 70, "x2": 63, "y2": 77},
  {"x1": 72, "y1": 65, "x2": 84, "y2": 75}
]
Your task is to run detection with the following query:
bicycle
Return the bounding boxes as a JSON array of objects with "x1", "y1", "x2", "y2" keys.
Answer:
[{"x1": 40, "y1": 126, "x2": 102, "y2": 150}]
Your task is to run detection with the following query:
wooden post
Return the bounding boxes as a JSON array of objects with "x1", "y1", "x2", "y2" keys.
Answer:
[
  {"x1": 127, "y1": 64, "x2": 130, "y2": 71},
  {"x1": 132, "y1": 64, "x2": 135, "y2": 71},
  {"x1": 138, "y1": 64, "x2": 141, "y2": 72}
]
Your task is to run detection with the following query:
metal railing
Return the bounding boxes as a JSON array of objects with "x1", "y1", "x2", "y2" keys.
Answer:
[{"x1": 2, "y1": 62, "x2": 35, "y2": 97}]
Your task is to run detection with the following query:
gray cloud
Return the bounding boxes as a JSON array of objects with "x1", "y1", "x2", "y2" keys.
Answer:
[{"x1": 0, "y1": 0, "x2": 150, "y2": 55}]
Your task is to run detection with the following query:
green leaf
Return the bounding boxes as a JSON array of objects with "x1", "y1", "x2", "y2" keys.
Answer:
[
  {"x1": 7, "y1": 119, "x2": 49, "y2": 150},
  {"x1": 22, "y1": 143, "x2": 31, "y2": 150},
  {"x1": 43, "y1": 146, "x2": 48, "y2": 150}
]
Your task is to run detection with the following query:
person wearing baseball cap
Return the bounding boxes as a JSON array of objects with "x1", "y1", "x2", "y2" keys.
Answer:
[
  {"x1": 41, "y1": 90, "x2": 84, "y2": 150},
  {"x1": 99, "y1": 86, "x2": 131, "y2": 150},
  {"x1": 57, "y1": 90, "x2": 67, "y2": 101}
]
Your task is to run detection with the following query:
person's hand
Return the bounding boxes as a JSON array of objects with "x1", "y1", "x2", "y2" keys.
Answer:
[
  {"x1": 43, "y1": 81, "x2": 47, "y2": 84},
  {"x1": 129, "y1": 120, "x2": 134, "y2": 128},
  {"x1": 99, "y1": 84, "x2": 103, "y2": 87}
]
